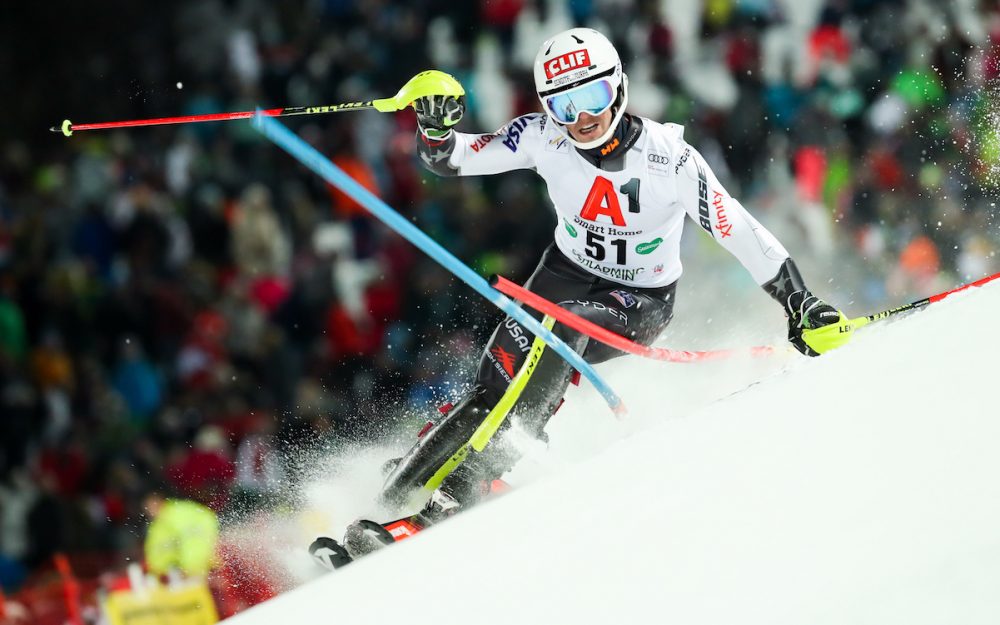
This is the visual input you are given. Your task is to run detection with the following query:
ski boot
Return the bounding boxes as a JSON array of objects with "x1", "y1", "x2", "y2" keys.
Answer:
[
  {"x1": 308, "y1": 536, "x2": 352, "y2": 571},
  {"x1": 309, "y1": 519, "x2": 395, "y2": 571},
  {"x1": 413, "y1": 487, "x2": 463, "y2": 525}
]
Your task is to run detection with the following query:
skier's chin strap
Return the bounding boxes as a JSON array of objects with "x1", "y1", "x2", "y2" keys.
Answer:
[{"x1": 576, "y1": 114, "x2": 643, "y2": 171}]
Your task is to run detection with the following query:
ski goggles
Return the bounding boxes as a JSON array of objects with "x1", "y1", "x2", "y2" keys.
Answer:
[{"x1": 543, "y1": 79, "x2": 616, "y2": 125}]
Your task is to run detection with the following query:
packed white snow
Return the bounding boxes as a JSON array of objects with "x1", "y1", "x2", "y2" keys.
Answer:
[{"x1": 224, "y1": 274, "x2": 1000, "y2": 624}]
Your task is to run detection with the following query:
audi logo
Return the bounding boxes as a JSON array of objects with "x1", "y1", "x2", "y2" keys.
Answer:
[{"x1": 647, "y1": 153, "x2": 670, "y2": 165}]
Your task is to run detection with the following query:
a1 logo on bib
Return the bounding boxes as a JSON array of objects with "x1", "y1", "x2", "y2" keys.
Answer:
[{"x1": 579, "y1": 176, "x2": 626, "y2": 226}]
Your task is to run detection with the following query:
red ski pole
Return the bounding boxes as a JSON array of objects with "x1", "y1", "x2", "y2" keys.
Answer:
[
  {"x1": 50, "y1": 100, "x2": 393, "y2": 137},
  {"x1": 50, "y1": 69, "x2": 465, "y2": 136}
]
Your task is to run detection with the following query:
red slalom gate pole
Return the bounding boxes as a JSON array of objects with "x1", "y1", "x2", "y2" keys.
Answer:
[
  {"x1": 489, "y1": 275, "x2": 775, "y2": 363},
  {"x1": 494, "y1": 268, "x2": 1000, "y2": 360},
  {"x1": 54, "y1": 554, "x2": 84, "y2": 625},
  {"x1": 927, "y1": 269, "x2": 1000, "y2": 302}
]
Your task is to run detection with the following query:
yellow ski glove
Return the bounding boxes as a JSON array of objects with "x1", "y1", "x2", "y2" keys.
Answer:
[
  {"x1": 798, "y1": 309, "x2": 854, "y2": 355},
  {"x1": 763, "y1": 259, "x2": 854, "y2": 357}
]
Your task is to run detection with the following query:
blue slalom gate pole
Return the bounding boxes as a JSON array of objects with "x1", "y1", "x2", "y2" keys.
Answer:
[{"x1": 252, "y1": 113, "x2": 624, "y2": 415}]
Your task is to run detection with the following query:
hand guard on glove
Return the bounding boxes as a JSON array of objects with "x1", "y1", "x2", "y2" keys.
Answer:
[
  {"x1": 764, "y1": 259, "x2": 853, "y2": 356},
  {"x1": 414, "y1": 94, "x2": 465, "y2": 139},
  {"x1": 786, "y1": 292, "x2": 850, "y2": 356}
]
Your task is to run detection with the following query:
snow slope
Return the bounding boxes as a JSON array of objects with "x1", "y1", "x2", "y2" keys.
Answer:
[{"x1": 227, "y1": 281, "x2": 1000, "y2": 625}]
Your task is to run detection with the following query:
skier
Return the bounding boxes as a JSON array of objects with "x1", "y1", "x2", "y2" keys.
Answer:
[{"x1": 312, "y1": 28, "x2": 854, "y2": 566}]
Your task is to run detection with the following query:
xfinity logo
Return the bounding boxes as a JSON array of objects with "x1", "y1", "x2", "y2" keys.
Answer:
[
  {"x1": 712, "y1": 190, "x2": 732, "y2": 238},
  {"x1": 647, "y1": 153, "x2": 670, "y2": 165},
  {"x1": 544, "y1": 49, "x2": 592, "y2": 79}
]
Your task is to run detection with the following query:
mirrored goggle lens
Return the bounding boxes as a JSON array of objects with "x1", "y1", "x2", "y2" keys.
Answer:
[{"x1": 544, "y1": 80, "x2": 615, "y2": 125}]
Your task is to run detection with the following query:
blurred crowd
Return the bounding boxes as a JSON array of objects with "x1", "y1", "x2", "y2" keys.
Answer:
[{"x1": 1, "y1": 0, "x2": 998, "y2": 602}]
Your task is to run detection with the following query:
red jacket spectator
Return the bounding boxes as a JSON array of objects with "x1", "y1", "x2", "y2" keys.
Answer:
[{"x1": 166, "y1": 427, "x2": 235, "y2": 511}]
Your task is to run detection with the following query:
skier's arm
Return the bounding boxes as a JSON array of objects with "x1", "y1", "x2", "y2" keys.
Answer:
[
  {"x1": 414, "y1": 95, "x2": 538, "y2": 177},
  {"x1": 675, "y1": 145, "x2": 852, "y2": 355},
  {"x1": 675, "y1": 145, "x2": 789, "y2": 284},
  {"x1": 761, "y1": 257, "x2": 852, "y2": 356}
]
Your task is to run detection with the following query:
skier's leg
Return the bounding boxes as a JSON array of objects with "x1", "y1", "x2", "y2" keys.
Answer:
[
  {"x1": 575, "y1": 279, "x2": 677, "y2": 364},
  {"x1": 379, "y1": 246, "x2": 677, "y2": 514},
  {"x1": 377, "y1": 385, "x2": 501, "y2": 512},
  {"x1": 378, "y1": 247, "x2": 588, "y2": 514},
  {"x1": 436, "y1": 277, "x2": 677, "y2": 506},
  {"x1": 430, "y1": 258, "x2": 674, "y2": 504}
]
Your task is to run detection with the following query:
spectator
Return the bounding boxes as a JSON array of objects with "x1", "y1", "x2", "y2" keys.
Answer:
[
  {"x1": 232, "y1": 184, "x2": 290, "y2": 280},
  {"x1": 0, "y1": 280, "x2": 26, "y2": 365},
  {"x1": 165, "y1": 426, "x2": 235, "y2": 512},
  {"x1": 0, "y1": 470, "x2": 36, "y2": 575},
  {"x1": 142, "y1": 489, "x2": 220, "y2": 579},
  {"x1": 111, "y1": 340, "x2": 163, "y2": 425}
]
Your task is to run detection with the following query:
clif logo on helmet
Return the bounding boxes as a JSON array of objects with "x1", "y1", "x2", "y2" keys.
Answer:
[
  {"x1": 533, "y1": 28, "x2": 629, "y2": 150},
  {"x1": 544, "y1": 49, "x2": 592, "y2": 79}
]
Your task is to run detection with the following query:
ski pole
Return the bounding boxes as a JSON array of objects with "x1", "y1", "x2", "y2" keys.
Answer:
[
  {"x1": 251, "y1": 112, "x2": 626, "y2": 416},
  {"x1": 491, "y1": 275, "x2": 775, "y2": 363},
  {"x1": 847, "y1": 269, "x2": 1000, "y2": 331},
  {"x1": 51, "y1": 70, "x2": 463, "y2": 137}
]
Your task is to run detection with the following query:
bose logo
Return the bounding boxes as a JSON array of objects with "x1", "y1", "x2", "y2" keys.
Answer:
[{"x1": 647, "y1": 153, "x2": 670, "y2": 165}]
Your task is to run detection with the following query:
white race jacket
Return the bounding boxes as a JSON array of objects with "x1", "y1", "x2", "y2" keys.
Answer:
[{"x1": 446, "y1": 113, "x2": 789, "y2": 288}]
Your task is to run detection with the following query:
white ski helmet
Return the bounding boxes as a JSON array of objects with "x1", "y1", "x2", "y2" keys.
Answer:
[{"x1": 533, "y1": 28, "x2": 629, "y2": 150}]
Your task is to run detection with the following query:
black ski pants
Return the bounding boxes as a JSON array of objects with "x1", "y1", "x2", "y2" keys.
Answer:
[{"x1": 380, "y1": 245, "x2": 676, "y2": 511}]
